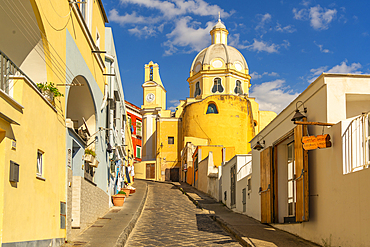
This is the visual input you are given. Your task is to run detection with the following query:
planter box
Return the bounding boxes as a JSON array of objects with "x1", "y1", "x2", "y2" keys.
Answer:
[
  {"x1": 90, "y1": 158, "x2": 99, "y2": 168},
  {"x1": 85, "y1": 154, "x2": 94, "y2": 163}
]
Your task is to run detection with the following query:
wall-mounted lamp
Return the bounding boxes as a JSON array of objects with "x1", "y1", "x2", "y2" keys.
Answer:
[
  {"x1": 253, "y1": 140, "x2": 265, "y2": 151},
  {"x1": 291, "y1": 101, "x2": 307, "y2": 122},
  {"x1": 160, "y1": 143, "x2": 163, "y2": 149}
]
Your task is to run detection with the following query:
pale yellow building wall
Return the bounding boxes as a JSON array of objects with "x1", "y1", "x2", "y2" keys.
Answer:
[
  {"x1": 188, "y1": 71, "x2": 250, "y2": 99},
  {"x1": 183, "y1": 137, "x2": 208, "y2": 148},
  {"x1": 0, "y1": 78, "x2": 66, "y2": 243},
  {"x1": 133, "y1": 161, "x2": 147, "y2": 180},
  {"x1": 198, "y1": 146, "x2": 235, "y2": 167},
  {"x1": 258, "y1": 110, "x2": 277, "y2": 133},
  {"x1": 156, "y1": 118, "x2": 181, "y2": 181}
]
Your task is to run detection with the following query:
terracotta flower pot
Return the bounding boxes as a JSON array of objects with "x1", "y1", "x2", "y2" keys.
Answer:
[
  {"x1": 112, "y1": 194, "x2": 125, "y2": 206},
  {"x1": 130, "y1": 189, "x2": 136, "y2": 194},
  {"x1": 121, "y1": 188, "x2": 131, "y2": 196}
]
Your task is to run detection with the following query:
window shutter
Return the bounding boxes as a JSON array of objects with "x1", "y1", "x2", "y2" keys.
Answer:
[
  {"x1": 260, "y1": 146, "x2": 273, "y2": 223},
  {"x1": 294, "y1": 124, "x2": 309, "y2": 222}
]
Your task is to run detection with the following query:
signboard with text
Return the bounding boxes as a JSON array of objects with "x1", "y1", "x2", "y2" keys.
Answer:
[{"x1": 302, "y1": 134, "x2": 331, "y2": 150}]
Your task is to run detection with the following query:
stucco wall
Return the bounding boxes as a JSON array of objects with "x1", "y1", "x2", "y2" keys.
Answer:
[{"x1": 249, "y1": 75, "x2": 370, "y2": 247}]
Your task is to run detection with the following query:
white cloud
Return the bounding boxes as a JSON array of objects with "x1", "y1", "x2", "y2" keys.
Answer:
[
  {"x1": 163, "y1": 17, "x2": 214, "y2": 55},
  {"x1": 128, "y1": 26, "x2": 157, "y2": 38},
  {"x1": 308, "y1": 60, "x2": 362, "y2": 82},
  {"x1": 120, "y1": 0, "x2": 230, "y2": 19},
  {"x1": 250, "y1": 79, "x2": 299, "y2": 113},
  {"x1": 301, "y1": 0, "x2": 311, "y2": 7},
  {"x1": 247, "y1": 39, "x2": 279, "y2": 53},
  {"x1": 246, "y1": 39, "x2": 289, "y2": 53},
  {"x1": 108, "y1": 9, "x2": 151, "y2": 25},
  {"x1": 275, "y1": 23, "x2": 296, "y2": 33},
  {"x1": 293, "y1": 5, "x2": 337, "y2": 30},
  {"x1": 309, "y1": 5, "x2": 337, "y2": 30},
  {"x1": 228, "y1": 33, "x2": 249, "y2": 49},
  {"x1": 251, "y1": 71, "x2": 279, "y2": 80},
  {"x1": 293, "y1": 8, "x2": 308, "y2": 20},
  {"x1": 314, "y1": 41, "x2": 330, "y2": 53},
  {"x1": 168, "y1": 99, "x2": 180, "y2": 111},
  {"x1": 255, "y1": 13, "x2": 272, "y2": 31}
]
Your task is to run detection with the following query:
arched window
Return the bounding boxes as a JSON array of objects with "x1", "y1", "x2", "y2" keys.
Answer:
[
  {"x1": 194, "y1": 81, "x2": 201, "y2": 97},
  {"x1": 234, "y1": 80, "x2": 243, "y2": 94},
  {"x1": 206, "y1": 103, "x2": 218, "y2": 114},
  {"x1": 212, "y1": 78, "x2": 224, "y2": 93}
]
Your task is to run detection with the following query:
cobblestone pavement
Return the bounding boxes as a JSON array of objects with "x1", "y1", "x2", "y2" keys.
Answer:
[{"x1": 125, "y1": 182, "x2": 241, "y2": 247}]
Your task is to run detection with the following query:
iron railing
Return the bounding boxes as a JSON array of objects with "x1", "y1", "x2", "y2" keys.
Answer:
[
  {"x1": 342, "y1": 113, "x2": 370, "y2": 174},
  {"x1": 0, "y1": 50, "x2": 34, "y2": 95}
]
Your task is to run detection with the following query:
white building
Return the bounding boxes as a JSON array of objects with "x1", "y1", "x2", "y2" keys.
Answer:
[{"x1": 249, "y1": 73, "x2": 370, "y2": 247}]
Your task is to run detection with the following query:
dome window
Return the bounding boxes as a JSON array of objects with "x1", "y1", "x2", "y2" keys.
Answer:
[
  {"x1": 234, "y1": 80, "x2": 243, "y2": 94},
  {"x1": 212, "y1": 78, "x2": 224, "y2": 93},
  {"x1": 194, "y1": 81, "x2": 201, "y2": 97},
  {"x1": 206, "y1": 103, "x2": 218, "y2": 114}
]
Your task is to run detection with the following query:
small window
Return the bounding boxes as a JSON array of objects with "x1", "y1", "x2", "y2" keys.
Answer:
[
  {"x1": 168, "y1": 136, "x2": 174, "y2": 145},
  {"x1": 234, "y1": 80, "x2": 243, "y2": 94},
  {"x1": 136, "y1": 146, "x2": 141, "y2": 158},
  {"x1": 136, "y1": 120, "x2": 142, "y2": 137},
  {"x1": 211, "y1": 78, "x2": 224, "y2": 93},
  {"x1": 37, "y1": 150, "x2": 43, "y2": 177},
  {"x1": 150, "y1": 66, "x2": 153, "y2": 81},
  {"x1": 206, "y1": 103, "x2": 218, "y2": 114},
  {"x1": 194, "y1": 81, "x2": 201, "y2": 97},
  {"x1": 247, "y1": 178, "x2": 251, "y2": 191}
]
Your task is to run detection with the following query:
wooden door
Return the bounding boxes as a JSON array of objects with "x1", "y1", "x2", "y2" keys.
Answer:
[
  {"x1": 230, "y1": 165, "x2": 236, "y2": 207},
  {"x1": 260, "y1": 146, "x2": 273, "y2": 223},
  {"x1": 146, "y1": 163, "x2": 155, "y2": 179},
  {"x1": 294, "y1": 125, "x2": 309, "y2": 222}
]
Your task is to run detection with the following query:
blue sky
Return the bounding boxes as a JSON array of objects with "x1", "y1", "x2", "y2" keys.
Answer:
[{"x1": 103, "y1": 0, "x2": 370, "y2": 113}]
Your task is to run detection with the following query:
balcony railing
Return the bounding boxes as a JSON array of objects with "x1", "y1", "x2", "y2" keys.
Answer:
[
  {"x1": 0, "y1": 50, "x2": 34, "y2": 95},
  {"x1": 342, "y1": 112, "x2": 370, "y2": 174}
]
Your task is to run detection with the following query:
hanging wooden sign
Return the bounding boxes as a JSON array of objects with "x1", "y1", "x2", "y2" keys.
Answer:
[{"x1": 302, "y1": 134, "x2": 331, "y2": 150}]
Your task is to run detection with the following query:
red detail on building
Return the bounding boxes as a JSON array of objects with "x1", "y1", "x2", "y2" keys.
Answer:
[{"x1": 125, "y1": 100, "x2": 142, "y2": 163}]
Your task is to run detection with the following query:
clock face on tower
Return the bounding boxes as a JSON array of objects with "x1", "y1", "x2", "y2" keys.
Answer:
[{"x1": 146, "y1": 93, "x2": 155, "y2": 103}]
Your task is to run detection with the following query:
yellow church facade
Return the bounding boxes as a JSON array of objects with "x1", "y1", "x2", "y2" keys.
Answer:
[{"x1": 136, "y1": 19, "x2": 276, "y2": 182}]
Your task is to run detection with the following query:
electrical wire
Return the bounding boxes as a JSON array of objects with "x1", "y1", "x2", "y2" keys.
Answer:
[{"x1": 2, "y1": 0, "x2": 89, "y2": 88}]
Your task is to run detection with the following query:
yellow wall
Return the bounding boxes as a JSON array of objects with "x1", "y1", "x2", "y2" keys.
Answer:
[
  {"x1": 188, "y1": 72, "x2": 250, "y2": 99},
  {"x1": 182, "y1": 95, "x2": 255, "y2": 154},
  {"x1": 197, "y1": 146, "x2": 235, "y2": 167},
  {"x1": 156, "y1": 118, "x2": 182, "y2": 181},
  {"x1": 0, "y1": 78, "x2": 66, "y2": 243},
  {"x1": 0, "y1": 0, "x2": 108, "y2": 243}
]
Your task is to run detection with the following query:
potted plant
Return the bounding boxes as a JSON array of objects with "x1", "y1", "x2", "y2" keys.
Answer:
[
  {"x1": 85, "y1": 149, "x2": 99, "y2": 167},
  {"x1": 36, "y1": 82, "x2": 64, "y2": 102},
  {"x1": 112, "y1": 190, "x2": 126, "y2": 206},
  {"x1": 121, "y1": 187, "x2": 131, "y2": 197}
]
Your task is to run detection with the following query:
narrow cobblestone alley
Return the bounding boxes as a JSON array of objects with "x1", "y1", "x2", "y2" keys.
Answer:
[{"x1": 125, "y1": 181, "x2": 241, "y2": 247}]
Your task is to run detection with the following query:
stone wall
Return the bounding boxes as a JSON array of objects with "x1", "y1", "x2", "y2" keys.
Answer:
[{"x1": 71, "y1": 176, "x2": 109, "y2": 239}]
